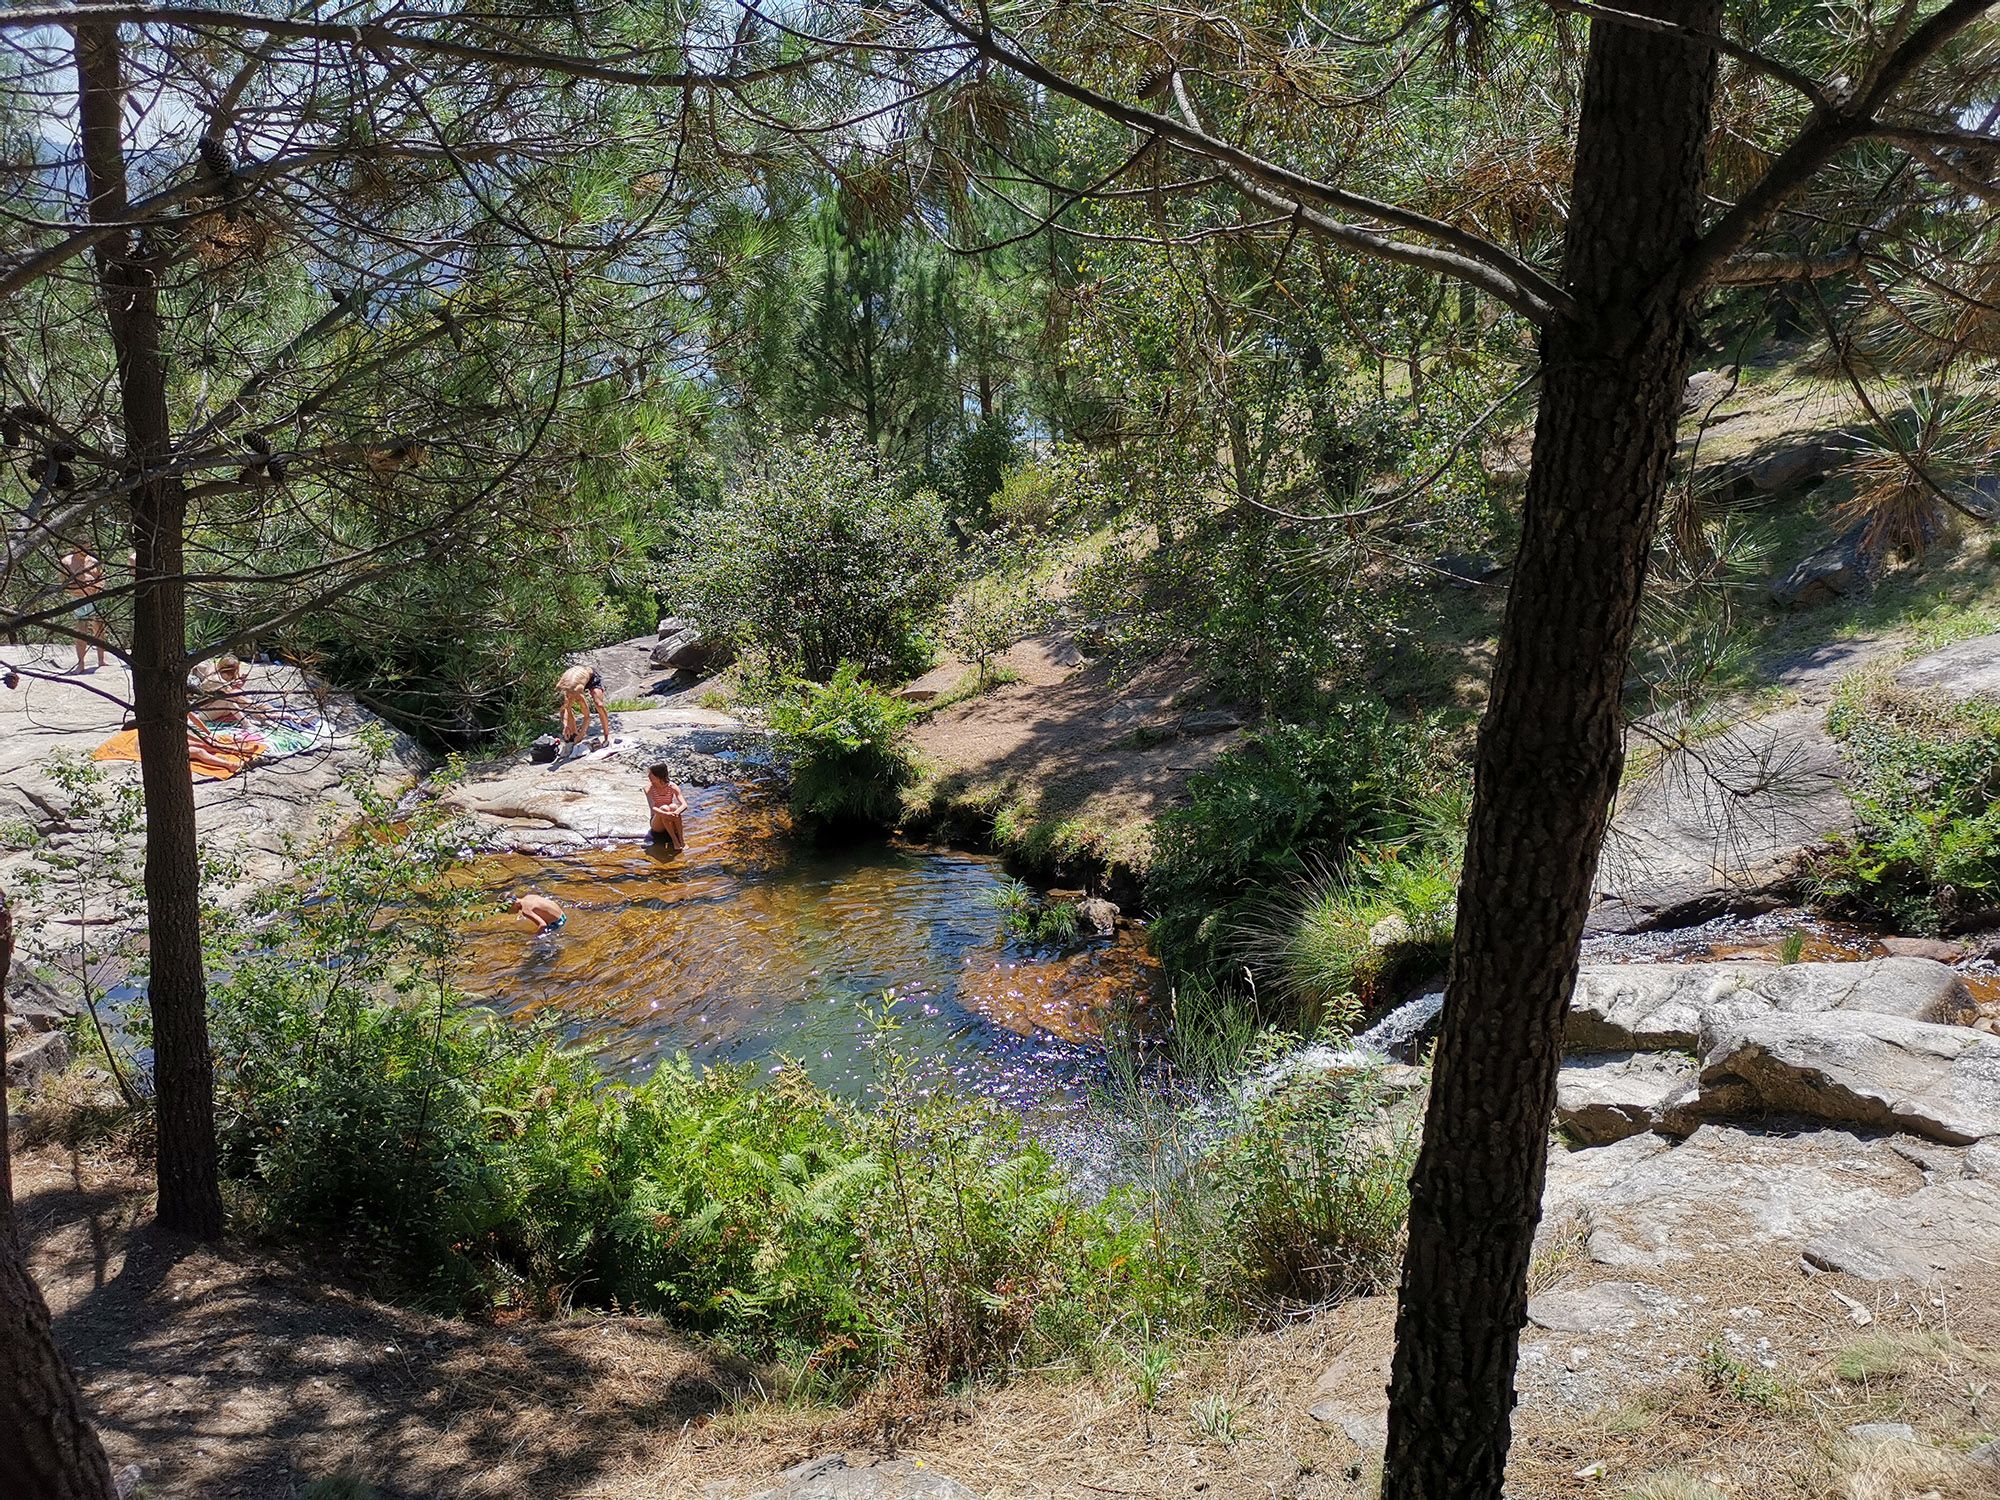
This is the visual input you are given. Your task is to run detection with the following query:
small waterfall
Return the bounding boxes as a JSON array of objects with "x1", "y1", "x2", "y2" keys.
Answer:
[
  {"x1": 1242, "y1": 989, "x2": 1444, "y2": 1101},
  {"x1": 1353, "y1": 989, "x2": 1445, "y2": 1057}
]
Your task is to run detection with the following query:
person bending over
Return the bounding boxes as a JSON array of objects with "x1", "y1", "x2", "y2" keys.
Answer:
[
  {"x1": 646, "y1": 763, "x2": 687, "y2": 852},
  {"x1": 555, "y1": 663, "x2": 612, "y2": 753},
  {"x1": 509, "y1": 892, "x2": 565, "y2": 933}
]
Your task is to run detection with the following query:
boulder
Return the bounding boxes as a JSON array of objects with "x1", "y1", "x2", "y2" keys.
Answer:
[
  {"x1": 1306, "y1": 1405, "x2": 1387, "y2": 1454},
  {"x1": 6, "y1": 1028, "x2": 70, "y2": 1089},
  {"x1": 1748, "y1": 439, "x2": 1849, "y2": 494},
  {"x1": 1681, "y1": 366, "x2": 1739, "y2": 414},
  {"x1": 1367, "y1": 912, "x2": 1414, "y2": 950},
  {"x1": 726, "y1": 1455, "x2": 979, "y2": 1500},
  {"x1": 1557, "y1": 1052, "x2": 1697, "y2": 1145},
  {"x1": 1878, "y1": 936, "x2": 1967, "y2": 962},
  {"x1": 1770, "y1": 523, "x2": 1878, "y2": 609},
  {"x1": 1566, "y1": 958, "x2": 1975, "y2": 1052},
  {"x1": 1526, "y1": 1280, "x2": 1681, "y2": 1334},
  {"x1": 895, "y1": 664, "x2": 964, "y2": 705},
  {"x1": 1431, "y1": 552, "x2": 1505, "y2": 589},
  {"x1": 651, "y1": 628, "x2": 732, "y2": 675},
  {"x1": 1075, "y1": 896, "x2": 1120, "y2": 937},
  {"x1": 1176, "y1": 708, "x2": 1244, "y2": 736},
  {"x1": 657, "y1": 615, "x2": 692, "y2": 640},
  {"x1": 1693, "y1": 1010, "x2": 2000, "y2": 1145},
  {"x1": 1804, "y1": 1177, "x2": 2000, "y2": 1282}
]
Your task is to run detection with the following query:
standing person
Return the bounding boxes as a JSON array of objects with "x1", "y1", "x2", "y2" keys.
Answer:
[
  {"x1": 508, "y1": 892, "x2": 565, "y2": 933},
  {"x1": 554, "y1": 663, "x2": 612, "y2": 754},
  {"x1": 645, "y1": 763, "x2": 687, "y2": 853},
  {"x1": 57, "y1": 547, "x2": 107, "y2": 673}
]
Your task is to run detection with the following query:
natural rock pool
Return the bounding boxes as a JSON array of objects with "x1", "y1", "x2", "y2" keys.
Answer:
[{"x1": 451, "y1": 781, "x2": 1162, "y2": 1121}]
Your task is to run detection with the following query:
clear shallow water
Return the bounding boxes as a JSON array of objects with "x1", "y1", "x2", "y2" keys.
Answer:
[{"x1": 453, "y1": 782, "x2": 1162, "y2": 1123}]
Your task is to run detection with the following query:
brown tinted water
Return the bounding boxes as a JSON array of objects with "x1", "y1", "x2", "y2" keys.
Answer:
[{"x1": 454, "y1": 783, "x2": 1161, "y2": 1114}]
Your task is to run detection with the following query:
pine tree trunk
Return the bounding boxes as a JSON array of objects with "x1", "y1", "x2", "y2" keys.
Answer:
[
  {"x1": 74, "y1": 18, "x2": 222, "y2": 1239},
  {"x1": 1381, "y1": 5, "x2": 1718, "y2": 1496},
  {"x1": 0, "y1": 888, "x2": 120, "y2": 1500}
]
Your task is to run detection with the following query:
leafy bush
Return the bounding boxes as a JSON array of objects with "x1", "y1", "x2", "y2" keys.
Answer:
[
  {"x1": 1202, "y1": 1065, "x2": 1419, "y2": 1302},
  {"x1": 766, "y1": 662, "x2": 919, "y2": 833},
  {"x1": 985, "y1": 449, "x2": 1101, "y2": 538},
  {"x1": 943, "y1": 565, "x2": 1049, "y2": 687},
  {"x1": 682, "y1": 429, "x2": 954, "y2": 682},
  {"x1": 1146, "y1": 707, "x2": 1464, "y2": 990},
  {"x1": 1073, "y1": 508, "x2": 1407, "y2": 715},
  {"x1": 1811, "y1": 673, "x2": 2000, "y2": 930},
  {"x1": 1267, "y1": 841, "x2": 1459, "y2": 1022}
]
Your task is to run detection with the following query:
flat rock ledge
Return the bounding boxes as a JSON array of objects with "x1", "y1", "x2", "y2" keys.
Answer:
[
  {"x1": 1565, "y1": 958, "x2": 1975, "y2": 1052},
  {"x1": 1557, "y1": 1052, "x2": 1697, "y2": 1145},
  {"x1": 1684, "y1": 1010, "x2": 2000, "y2": 1146},
  {"x1": 439, "y1": 704, "x2": 768, "y2": 852}
]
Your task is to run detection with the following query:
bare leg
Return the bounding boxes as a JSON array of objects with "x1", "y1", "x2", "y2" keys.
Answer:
[
  {"x1": 93, "y1": 616, "x2": 106, "y2": 668},
  {"x1": 593, "y1": 692, "x2": 612, "y2": 747}
]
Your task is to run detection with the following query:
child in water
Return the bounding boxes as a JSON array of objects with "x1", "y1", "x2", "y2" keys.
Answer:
[
  {"x1": 509, "y1": 892, "x2": 565, "y2": 933},
  {"x1": 646, "y1": 763, "x2": 687, "y2": 853}
]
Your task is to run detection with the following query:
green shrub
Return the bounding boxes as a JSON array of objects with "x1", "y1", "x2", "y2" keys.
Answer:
[
  {"x1": 1203, "y1": 1065, "x2": 1419, "y2": 1303},
  {"x1": 1266, "y1": 842, "x2": 1459, "y2": 1021},
  {"x1": 1811, "y1": 673, "x2": 2000, "y2": 930},
  {"x1": 682, "y1": 429, "x2": 954, "y2": 683},
  {"x1": 1146, "y1": 708, "x2": 1464, "y2": 990},
  {"x1": 766, "y1": 662, "x2": 919, "y2": 833},
  {"x1": 986, "y1": 452, "x2": 1097, "y2": 538}
]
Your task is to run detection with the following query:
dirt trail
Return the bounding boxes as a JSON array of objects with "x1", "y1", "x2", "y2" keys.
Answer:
[
  {"x1": 17, "y1": 1147, "x2": 755, "y2": 1499},
  {"x1": 907, "y1": 635, "x2": 1242, "y2": 869}
]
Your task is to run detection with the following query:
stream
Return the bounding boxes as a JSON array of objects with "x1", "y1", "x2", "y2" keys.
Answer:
[{"x1": 453, "y1": 782, "x2": 1162, "y2": 1129}]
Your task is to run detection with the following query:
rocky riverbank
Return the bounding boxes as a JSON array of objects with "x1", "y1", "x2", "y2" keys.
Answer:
[{"x1": 1, "y1": 646, "x2": 427, "y2": 1081}]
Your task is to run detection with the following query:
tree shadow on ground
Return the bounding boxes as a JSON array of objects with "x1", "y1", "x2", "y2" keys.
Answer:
[{"x1": 17, "y1": 1149, "x2": 759, "y2": 1500}]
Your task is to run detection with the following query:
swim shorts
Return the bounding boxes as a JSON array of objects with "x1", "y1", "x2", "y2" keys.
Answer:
[
  {"x1": 547, "y1": 914, "x2": 566, "y2": 931},
  {"x1": 73, "y1": 600, "x2": 96, "y2": 620},
  {"x1": 586, "y1": 669, "x2": 604, "y2": 693}
]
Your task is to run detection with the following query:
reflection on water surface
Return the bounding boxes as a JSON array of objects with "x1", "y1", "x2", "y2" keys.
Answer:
[{"x1": 456, "y1": 783, "x2": 1160, "y2": 1115}]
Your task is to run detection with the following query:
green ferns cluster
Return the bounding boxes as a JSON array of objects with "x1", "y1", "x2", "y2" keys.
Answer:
[
  {"x1": 765, "y1": 662, "x2": 920, "y2": 835},
  {"x1": 1813, "y1": 672, "x2": 2000, "y2": 931}
]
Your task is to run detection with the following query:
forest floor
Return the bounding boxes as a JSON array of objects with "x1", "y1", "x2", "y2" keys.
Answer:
[{"x1": 20, "y1": 1139, "x2": 1998, "y2": 1500}]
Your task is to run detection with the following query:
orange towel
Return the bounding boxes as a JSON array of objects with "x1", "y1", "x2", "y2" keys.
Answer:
[{"x1": 92, "y1": 727, "x2": 263, "y2": 781}]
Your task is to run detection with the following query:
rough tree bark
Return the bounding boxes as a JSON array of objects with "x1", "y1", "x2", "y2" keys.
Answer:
[
  {"x1": 0, "y1": 888, "x2": 120, "y2": 1500},
  {"x1": 74, "y1": 15, "x2": 222, "y2": 1239},
  {"x1": 1381, "y1": 4, "x2": 1719, "y2": 1496}
]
